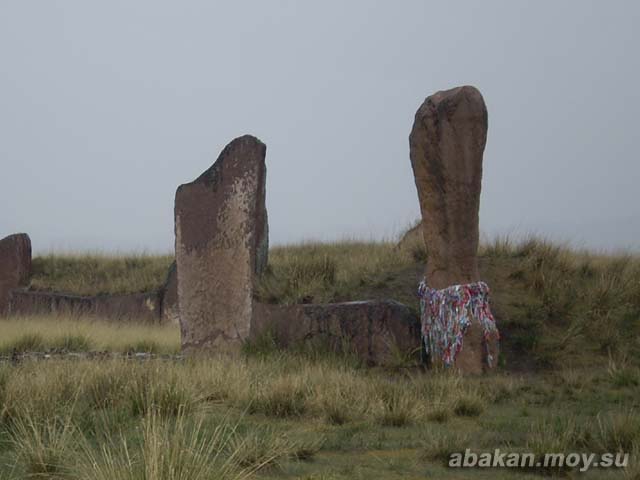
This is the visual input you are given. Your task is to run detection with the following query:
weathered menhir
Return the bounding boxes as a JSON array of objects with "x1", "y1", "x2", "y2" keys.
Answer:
[
  {"x1": 410, "y1": 85, "x2": 500, "y2": 373},
  {"x1": 174, "y1": 135, "x2": 268, "y2": 354}
]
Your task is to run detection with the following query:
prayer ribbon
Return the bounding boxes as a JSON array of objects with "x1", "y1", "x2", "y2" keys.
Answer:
[{"x1": 418, "y1": 279, "x2": 499, "y2": 367}]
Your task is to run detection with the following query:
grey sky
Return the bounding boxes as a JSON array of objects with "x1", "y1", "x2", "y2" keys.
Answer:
[{"x1": 1, "y1": 1, "x2": 639, "y2": 253}]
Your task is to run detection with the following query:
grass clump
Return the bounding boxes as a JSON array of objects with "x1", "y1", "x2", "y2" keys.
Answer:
[
  {"x1": 1, "y1": 363, "x2": 80, "y2": 426},
  {"x1": 248, "y1": 376, "x2": 308, "y2": 418},
  {"x1": 478, "y1": 375, "x2": 523, "y2": 403},
  {"x1": 122, "y1": 340, "x2": 161, "y2": 354},
  {"x1": 426, "y1": 405, "x2": 451, "y2": 423},
  {"x1": 453, "y1": 391, "x2": 486, "y2": 418},
  {"x1": 258, "y1": 241, "x2": 415, "y2": 305},
  {"x1": 526, "y1": 417, "x2": 585, "y2": 457},
  {"x1": 229, "y1": 427, "x2": 295, "y2": 472},
  {"x1": 126, "y1": 365, "x2": 199, "y2": 418},
  {"x1": 50, "y1": 334, "x2": 93, "y2": 352},
  {"x1": 2, "y1": 333, "x2": 45, "y2": 354},
  {"x1": 607, "y1": 357, "x2": 640, "y2": 388},
  {"x1": 84, "y1": 362, "x2": 131, "y2": 410},
  {"x1": 595, "y1": 410, "x2": 640, "y2": 453},
  {"x1": 421, "y1": 430, "x2": 471, "y2": 465},
  {"x1": 372, "y1": 381, "x2": 420, "y2": 427},
  {"x1": 308, "y1": 369, "x2": 366, "y2": 425},
  {"x1": 317, "y1": 391, "x2": 352, "y2": 426},
  {"x1": 78, "y1": 411, "x2": 253, "y2": 480},
  {"x1": 9, "y1": 414, "x2": 77, "y2": 479}
]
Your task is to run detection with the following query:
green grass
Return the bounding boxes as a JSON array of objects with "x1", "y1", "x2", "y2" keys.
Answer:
[
  {"x1": 1, "y1": 229, "x2": 637, "y2": 478},
  {"x1": 0, "y1": 352, "x2": 638, "y2": 479},
  {"x1": 23, "y1": 232, "x2": 640, "y2": 369},
  {"x1": 0, "y1": 316, "x2": 180, "y2": 355},
  {"x1": 258, "y1": 241, "x2": 413, "y2": 305},
  {"x1": 29, "y1": 252, "x2": 173, "y2": 295}
]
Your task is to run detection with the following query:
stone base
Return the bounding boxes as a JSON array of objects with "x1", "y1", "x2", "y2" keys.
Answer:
[
  {"x1": 252, "y1": 300, "x2": 422, "y2": 366},
  {"x1": 451, "y1": 322, "x2": 500, "y2": 374}
]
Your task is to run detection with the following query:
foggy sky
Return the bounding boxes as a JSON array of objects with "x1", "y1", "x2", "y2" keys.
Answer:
[{"x1": 1, "y1": 1, "x2": 639, "y2": 253}]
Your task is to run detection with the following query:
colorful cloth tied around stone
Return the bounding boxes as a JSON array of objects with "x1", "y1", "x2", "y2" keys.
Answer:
[{"x1": 418, "y1": 279, "x2": 499, "y2": 367}]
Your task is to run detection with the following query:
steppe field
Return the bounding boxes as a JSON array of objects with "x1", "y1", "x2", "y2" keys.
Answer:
[{"x1": 1, "y1": 235, "x2": 639, "y2": 479}]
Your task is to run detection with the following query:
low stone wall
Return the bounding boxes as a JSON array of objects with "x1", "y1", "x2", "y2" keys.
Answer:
[
  {"x1": 252, "y1": 300, "x2": 422, "y2": 366},
  {"x1": 8, "y1": 289, "x2": 162, "y2": 323}
]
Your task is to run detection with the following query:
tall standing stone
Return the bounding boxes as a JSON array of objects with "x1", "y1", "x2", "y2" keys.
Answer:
[
  {"x1": 409, "y1": 86, "x2": 498, "y2": 373},
  {"x1": 0, "y1": 233, "x2": 32, "y2": 315},
  {"x1": 175, "y1": 135, "x2": 268, "y2": 353},
  {"x1": 409, "y1": 85, "x2": 486, "y2": 289}
]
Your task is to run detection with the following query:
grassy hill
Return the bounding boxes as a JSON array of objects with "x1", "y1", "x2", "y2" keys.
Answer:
[
  {"x1": 27, "y1": 232, "x2": 640, "y2": 371},
  {"x1": 29, "y1": 253, "x2": 174, "y2": 296},
  {"x1": 1, "y1": 231, "x2": 639, "y2": 479}
]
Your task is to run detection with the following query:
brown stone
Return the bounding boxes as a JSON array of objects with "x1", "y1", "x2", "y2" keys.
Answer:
[
  {"x1": 409, "y1": 86, "x2": 498, "y2": 372},
  {"x1": 252, "y1": 300, "x2": 421, "y2": 366},
  {"x1": 453, "y1": 321, "x2": 499, "y2": 375},
  {"x1": 160, "y1": 261, "x2": 179, "y2": 325},
  {"x1": 409, "y1": 85, "x2": 486, "y2": 288},
  {"x1": 175, "y1": 135, "x2": 268, "y2": 354},
  {"x1": 0, "y1": 233, "x2": 32, "y2": 315},
  {"x1": 9, "y1": 289, "x2": 161, "y2": 322}
]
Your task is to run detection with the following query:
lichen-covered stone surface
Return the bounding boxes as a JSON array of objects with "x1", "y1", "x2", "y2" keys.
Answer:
[
  {"x1": 0, "y1": 233, "x2": 31, "y2": 315},
  {"x1": 175, "y1": 135, "x2": 268, "y2": 354}
]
